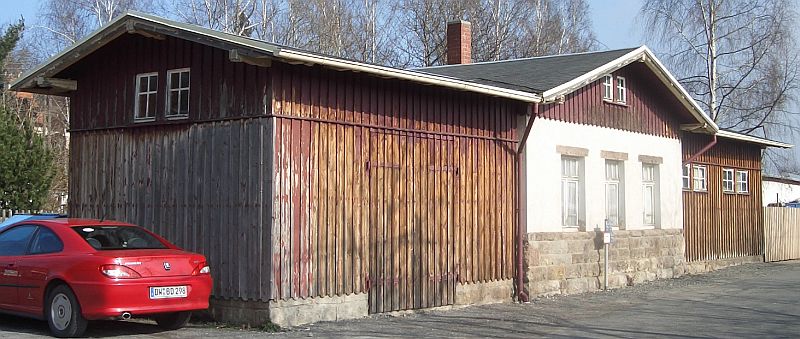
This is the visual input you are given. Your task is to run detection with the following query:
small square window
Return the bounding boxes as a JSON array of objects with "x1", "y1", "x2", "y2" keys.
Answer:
[
  {"x1": 736, "y1": 170, "x2": 749, "y2": 193},
  {"x1": 602, "y1": 75, "x2": 613, "y2": 100},
  {"x1": 616, "y1": 76, "x2": 627, "y2": 103},
  {"x1": 722, "y1": 169, "x2": 735, "y2": 193},
  {"x1": 692, "y1": 165, "x2": 707, "y2": 192},
  {"x1": 682, "y1": 164, "x2": 691, "y2": 190},
  {"x1": 134, "y1": 72, "x2": 158, "y2": 121},
  {"x1": 166, "y1": 68, "x2": 190, "y2": 118}
]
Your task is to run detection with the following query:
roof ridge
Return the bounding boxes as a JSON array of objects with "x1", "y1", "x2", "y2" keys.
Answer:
[{"x1": 417, "y1": 47, "x2": 641, "y2": 70}]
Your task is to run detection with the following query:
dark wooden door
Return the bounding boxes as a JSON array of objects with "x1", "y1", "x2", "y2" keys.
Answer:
[{"x1": 368, "y1": 132, "x2": 457, "y2": 313}]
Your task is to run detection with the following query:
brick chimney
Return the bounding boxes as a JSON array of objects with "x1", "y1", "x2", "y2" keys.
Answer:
[{"x1": 446, "y1": 20, "x2": 471, "y2": 65}]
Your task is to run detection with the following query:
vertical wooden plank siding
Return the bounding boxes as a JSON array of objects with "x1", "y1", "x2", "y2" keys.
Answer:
[
  {"x1": 270, "y1": 64, "x2": 523, "y2": 311},
  {"x1": 68, "y1": 119, "x2": 274, "y2": 301},
  {"x1": 62, "y1": 34, "x2": 271, "y2": 131},
  {"x1": 764, "y1": 207, "x2": 800, "y2": 262},
  {"x1": 538, "y1": 63, "x2": 691, "y2": 139},
  {"x1": 682, "y1": 134, "x2": 764, "y2": 261}
]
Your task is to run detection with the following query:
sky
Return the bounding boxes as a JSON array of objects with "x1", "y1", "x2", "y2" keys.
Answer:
[{"x1": 0, "y1": 0, "x2": 647, "y2": 49}]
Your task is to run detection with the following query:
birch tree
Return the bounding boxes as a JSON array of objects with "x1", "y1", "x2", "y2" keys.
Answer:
[{"x1": 640, "y1": 0, "x2": 798, "y2": 134}]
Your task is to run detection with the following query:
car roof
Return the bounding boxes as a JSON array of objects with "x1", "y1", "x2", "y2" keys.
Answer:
[{"x1": 25, "y1": 218, "x2": 135, "y2": 228}]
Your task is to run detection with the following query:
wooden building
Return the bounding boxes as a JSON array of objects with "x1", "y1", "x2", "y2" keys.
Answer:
[
  {"x1": 424, "y1": 43, "x2": 791, "y2": 296},
  {"x1": 682, "y1": 131, "x2": 790, "y2": 262},
  {"x1": 11, "y1": 13, "x2": 539, "y2": 325}
]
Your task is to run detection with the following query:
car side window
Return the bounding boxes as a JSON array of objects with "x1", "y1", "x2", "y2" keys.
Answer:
[
  {"x1": 29, "y1": 227, "x2": 64, "y2": 255},
  {"x1": 0, "y1": 225, "x2": 38, "y2": 256}
]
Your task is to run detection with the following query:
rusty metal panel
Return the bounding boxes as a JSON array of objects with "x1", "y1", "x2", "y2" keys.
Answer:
[
  {"x1": 68, "y1": 118, "x2": 274, "y2": 301},
  {"x1": 682, "y1": 134, "x2": 764, "y2": 262}
]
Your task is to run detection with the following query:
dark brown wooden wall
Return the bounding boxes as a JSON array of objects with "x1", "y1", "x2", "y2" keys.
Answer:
[
  {"x1": 69, "y1": 119, "x2": 274, "y2": 301},
  {"x1": 270, "y1": 63, "x2": 524, "y2": 311},
  {"x1": 60, "y1": 33, "x2": 271, "y2": 131},
  {"x1": 539, "y1": 63, "x2": 694, "y2": 138},
  {"x1": 682, "y1": 133, "x2": 764, "y2": 261}
]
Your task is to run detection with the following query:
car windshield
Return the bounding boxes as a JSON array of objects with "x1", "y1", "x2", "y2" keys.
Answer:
[{"x1": 72, "y1": 226, "x2": 168, "y2": 250}]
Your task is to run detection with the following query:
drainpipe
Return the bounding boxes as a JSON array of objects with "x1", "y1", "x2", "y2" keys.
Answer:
[
  {"x1": 515, "y1": 102, "x2": 538, "y2": 303},
  {"x1": 683, "y1": 134, "x2": 717, "y2": 165}
]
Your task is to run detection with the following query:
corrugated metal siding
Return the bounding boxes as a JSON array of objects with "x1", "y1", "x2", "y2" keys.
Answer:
[
  {"x1": 539, "y1": 63, "x2": 691, "y2": 138},
  {"x1": 270, "y1": 63, "x2": 522, "y2": 311},
  {"x1": 61, "y1": 33, "x2": 271, "y2": 131},
  {"x1": 682, "y1": 134, "x2": 764, "y2": 261},
  {"x1": 68, "y1": 118, "x2": 274, "y2": 301}
]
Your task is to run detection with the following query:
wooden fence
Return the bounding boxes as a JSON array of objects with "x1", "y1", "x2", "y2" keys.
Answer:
[{"x1": 764, "y1": 207, "x2": 800, "y2": 262}]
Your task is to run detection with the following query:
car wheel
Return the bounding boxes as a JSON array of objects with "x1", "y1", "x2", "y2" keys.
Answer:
[
  {"x1": 154, "y1": 311, "x2": 191, "y2": 330},
  {"x1": 46, "y1": 284, "x2": 88, "y2": 338}
]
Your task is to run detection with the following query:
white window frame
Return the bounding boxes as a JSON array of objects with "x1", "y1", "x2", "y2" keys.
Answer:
[
  {"x1": 722, "y1": 168, "x2": 735, "y2": 193},
  {"x1": 562, "y1": 156, "x2": 582, "y2": 228},
  {"x1": 134, "y1": 72, "x2": 158, "y2": 122},
  {"x1": 604, "y1": 160, "x2": 624, "y2": 228},
  {"x1": 692, "y1": 164, "x2": 707, "y2": 192},
  {"x1": 736, "y1": 170, "x2": 749, "y2": 193},
  {"x1": 642, "y1": 163, "x2": 658, "y2": 226},
  {"x1": 616, "y1": 76, "x2": 627, "y2": 104},
  {"x1": 682, "y1": 163, "x2": 691, "y2": 190},
  {"x1": 166, "y1": 68, "x2": 190, "y2": 118},
  {"x1": 602, "y1": 74, "x2": 614, "y2": 100}
]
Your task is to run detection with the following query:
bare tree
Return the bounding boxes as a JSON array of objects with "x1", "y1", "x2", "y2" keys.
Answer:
[{"x1": 640, "y1": 0, "x2": 798, "y2": 132}]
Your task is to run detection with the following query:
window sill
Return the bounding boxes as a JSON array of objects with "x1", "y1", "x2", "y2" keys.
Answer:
[
  {"x1": 692, "y1": 189, "x2": 708, "y2": 194},
  {"x1": 166, "y1": 114, "x2": 189, "y2": 120},
  {"x1": 134, "y1": 117, "x2": 156, "y2": 123},
  {"x1": 723, "y1": 190, "x2": 736, "y2": 195},
  {"x1": 603, "y1": 99, "x2": 628, "y2": 107}
]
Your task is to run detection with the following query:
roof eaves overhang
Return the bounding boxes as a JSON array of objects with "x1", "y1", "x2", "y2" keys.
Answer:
[
  {"x1": 274, "y1": 49, "x2": 541, "y2": 103},
  {"x1": 716, "y1": 130, "x2": 793, "y2": 148},
  {"x1": 540, "y1": 46, "x2": 718, "y2": 134},
  {"x1": 11, "y1": 12, "x2": 541, "y2": 104}
]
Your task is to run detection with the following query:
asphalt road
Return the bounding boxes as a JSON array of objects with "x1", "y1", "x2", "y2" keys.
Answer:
[{"x1": 1, "y1": 260, "x2": 798, "y2": 338}]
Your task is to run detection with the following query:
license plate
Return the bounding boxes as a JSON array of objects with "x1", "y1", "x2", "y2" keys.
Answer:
[{"x1": 149, "y1": 286, "x2": 188, "y2": 299}]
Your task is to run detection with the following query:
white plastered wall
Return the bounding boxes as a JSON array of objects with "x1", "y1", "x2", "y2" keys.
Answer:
[{"x1": 524, "y1": 118, "x2": 683, "y2": 233}]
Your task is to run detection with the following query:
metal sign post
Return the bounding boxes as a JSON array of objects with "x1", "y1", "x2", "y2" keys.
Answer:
[{"x1": 603, "y1": 219, "x2": 613, "y2": 290}]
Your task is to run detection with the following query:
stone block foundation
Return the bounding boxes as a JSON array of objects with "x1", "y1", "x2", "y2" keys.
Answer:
[
  {"x1": 209, "y1": 293, "x2": 369, "y2": 328},
  {"x1": 526, "y1": 229, "x2": 686, "y2": 296}
]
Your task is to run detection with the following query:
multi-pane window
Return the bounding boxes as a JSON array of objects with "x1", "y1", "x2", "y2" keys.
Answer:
[
  {"x1": 722, "y1": 169, "x2": 735, "y2": 193},
  {"x1": 166, "y1": 68, "x2": 190, "y2": 117},
  {"x1": 642, "y1": 164, "x2": 659, "y2": 226},
  {"x1": 616, "y1": 76, "x2": 627, "y2": 103},
  {"x1": 682, "y1": 164, "x2": 691, "y2": 190},
  {"x1": 134, "y1": 72, "x2": 158, "y2": 121},
  {"x1": 736, "y1": 170, "x2": 749, "y2": 193},
  {"x1": 562, "y1": 157, "x2": 581, "y2": 227},
  {"x1": 605, "y1": 160, "x2": 623, "y2": 227},
  {"x1": 692, "y1": 164, "x2": 707, "y2": 192},
  {"x1": 602, "y1": 75, "x2": 613, "y2": 100}
]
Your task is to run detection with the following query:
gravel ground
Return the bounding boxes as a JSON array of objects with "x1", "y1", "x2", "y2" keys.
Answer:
[{"x1": 1, "y1": 260, "x2": 798, "y2": 338}]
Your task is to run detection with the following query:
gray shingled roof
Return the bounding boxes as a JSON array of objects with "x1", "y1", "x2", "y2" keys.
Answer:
[{"x1": 417, "y1": 48, "x2": 637, "y2": 93}]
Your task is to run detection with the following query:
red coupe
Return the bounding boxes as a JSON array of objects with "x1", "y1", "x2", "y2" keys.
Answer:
[{"x1": 0, "y1": 218, "x2": 212, "y2": 337}]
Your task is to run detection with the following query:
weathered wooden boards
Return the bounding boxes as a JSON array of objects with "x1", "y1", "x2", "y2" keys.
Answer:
[
  {"x1": 69, "y1": 119, "x2": 274, "y2": 301},
  {"x1": 682, "y1": 135, "x2": 764, "y2": 262},
  {"x1": 270, "y1": 63, "x2": 521, "y2": 312},
  {"x1": 764, "y1": 207, "x2": 800, "y2": 262}
]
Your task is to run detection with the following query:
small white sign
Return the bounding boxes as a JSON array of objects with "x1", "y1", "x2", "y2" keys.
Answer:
[{"x1": 603, "y1": 233, "x2": 611, "y2": 244}]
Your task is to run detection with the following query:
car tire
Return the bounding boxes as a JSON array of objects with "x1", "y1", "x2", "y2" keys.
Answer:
[
  {"x1": 154, "y1": 311, "x2": 192, "y2": 330},
  {"x1": 46, "y1": 284, "x2": 88, "y2": 338}
]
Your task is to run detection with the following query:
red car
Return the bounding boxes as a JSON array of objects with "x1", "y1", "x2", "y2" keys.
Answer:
[{"x1": 0, "y1": 218, "x2": 212, "y2": 337}]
